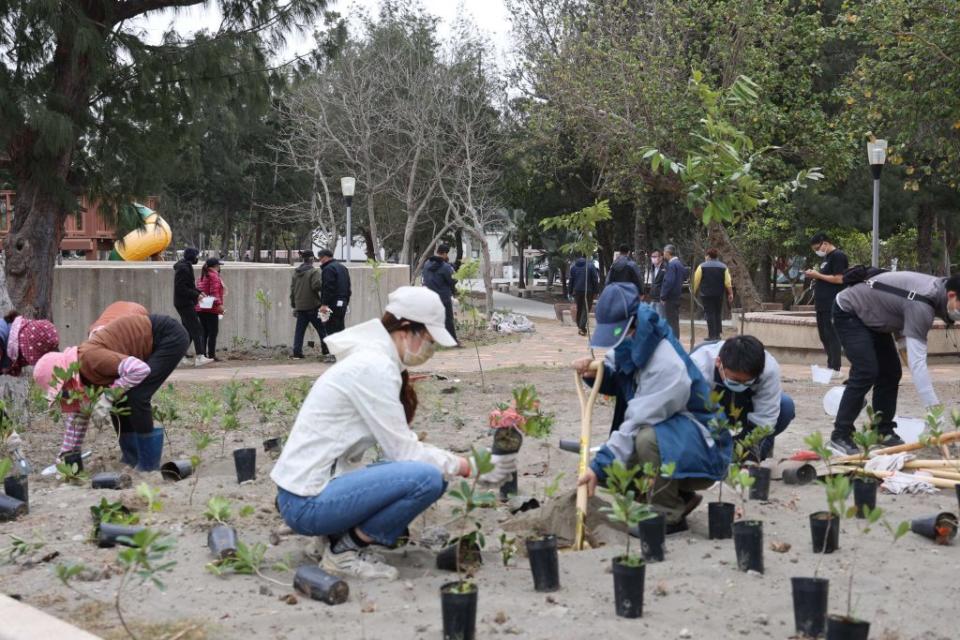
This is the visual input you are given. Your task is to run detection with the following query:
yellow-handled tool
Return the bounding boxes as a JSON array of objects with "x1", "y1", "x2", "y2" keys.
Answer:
[{"x1": 573, "y1": 360, "x2": 605, "y2": 550}]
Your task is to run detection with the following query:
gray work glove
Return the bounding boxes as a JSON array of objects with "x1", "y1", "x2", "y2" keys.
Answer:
[
  {"x1": 477, "y1": 454, "x2": 518, "y2": 485},
  {"x1": 91, "y1": 394, "x2": 114, "y2": 429}
]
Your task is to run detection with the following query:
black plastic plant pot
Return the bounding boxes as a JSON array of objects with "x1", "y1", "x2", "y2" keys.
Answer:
[
  {"x1": 611, "y1": 556, "x2": 645, "y2": 619},
  {"x1": 708, "y1": 502, "x2": 735, "y2": 540},
  {"x1": 525, "y1": 535, "x2": 560, "y2": 593},
  {"x1": 826, "y1": 615, "x2": 870, "y2": 640},
  {"x1": 232, "y1": 448, "x2": 256, "y2": 484},
  {"x1": 3, "y1": 475, "x2": 28, "y2": 511},
  {"x1": 160, "y1": 460, "x2": 193, "y2": 482},
  {"x1": 436, "y1": 538, "x2": 483, "y2": 572},
  {"x1": 733, "y1": 520, "x2": 764, "y2": 573},
  {"x1": 782, "y1": 463, "x2": 817, "y2": 485},
  {"x1": 636, "y1": 513, "x2": 665, "y2": 562},
  {"x1": 207, "y1": 525, "x2": 239, "y2": 560},
  {"x1": 91, "y1": 472, "x2": 132, "y2": 490},
  {"x1": 852, "y1": 477, "x2": 877, "y2": 519},
  {"x1": 910, "y1": 512, "x2": 959, "y2": 544},
  {"x1": 293, "y1": 564, "x2": 349, "y2": 605},
  {"x1": 440, "y1": 581, "x2": 478, "y2": 640},
  {"x1": 0, "y1": 494, "x2": 27, "y2": 522},
  {"x1": 491, "y1": 427, "x2": 523, "y2": 455},
  {"x1": 810, "y1": 511, "x2": 840, "y2": 554},
  {"x1": 748, "y1": 466, "x2": 771, "y2": 501},
  {"x1": 97, "y1": 523, "x2": 146, "y2": 548},
  {"x1": 63, "y1": 451, "x2": 83, "y2": 472},
  {"x1": 791, "y1": 577, "x2": 828, "y2": 638},
  {"x1": 499, "y1": 471, "x2": 519, "y2": 502},
  {"x1": 263, "y1": 437, "x2": 284, "y2": 454}
]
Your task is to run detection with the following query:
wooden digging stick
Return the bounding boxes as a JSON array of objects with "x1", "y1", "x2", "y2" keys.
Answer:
[
  {"x1": 574, "y1": 360, "x2": 605, "y2": 551},
  {"x1": 832, "y1": 431, "x2": 960, "y2": 464}
]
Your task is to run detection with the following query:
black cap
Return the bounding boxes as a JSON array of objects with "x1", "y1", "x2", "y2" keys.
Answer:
[
  {"x1": 205, "y1": 257, "x2": 221, "y2": 268},
  {"x1": 183, "y1": 247, "x2": 199, "y2": 262},
  {"x1": 300, "y1": 249, "x2": 315, "y2": 259}
]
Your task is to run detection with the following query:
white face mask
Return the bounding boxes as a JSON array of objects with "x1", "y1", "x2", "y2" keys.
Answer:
[
  {"x1": 401, "y1": 333, "x2": 436, "y2": 366},
  {"x1": 949, "y1": 308, "x2": 960, "y2": 322},
  {"x1": 815, "y1": 250, "x2": 827, "y2": 258},
  {"x1": 651, "y1": 257, "x2": 661, "y2": 266}
]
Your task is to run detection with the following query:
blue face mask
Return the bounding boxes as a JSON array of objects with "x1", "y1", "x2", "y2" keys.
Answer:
[{"x1": 723, "y1": 379, "x2": 750, "y2": 393}]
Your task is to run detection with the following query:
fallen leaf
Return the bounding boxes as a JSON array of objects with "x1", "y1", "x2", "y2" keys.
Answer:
[
  {"x1": 770, "y1": 541, "x2": 791, "y2": 553},
  {"x1": 494, "y1": 611, "x2": 508, "y2": 625},
  {"x1": 361, "y1": 600, "x2": 377, "y2": 613},
  {"x1": 279, "y1": 594, "x2": 298, "y2": 605},
  {"x1": 653, "y1": 581, "x2": 668, "y2": 597}
]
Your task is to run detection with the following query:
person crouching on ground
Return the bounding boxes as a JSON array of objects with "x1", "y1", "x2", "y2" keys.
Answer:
[
  {"x1": 33, "y1": 314, "x2": 190, "y2": 471},
  {"x1": 690, "y1": 335, "x2": 794, "y2": 461},
  {"x1": 0, "y1": 312, "x2": 60, "y2": 376},
  {"x1": 574, "y1": 283, "x2": 732, "y2": 534},
  {"x1": 271, "y1": 286, "x2": 513, "y2": 580}
]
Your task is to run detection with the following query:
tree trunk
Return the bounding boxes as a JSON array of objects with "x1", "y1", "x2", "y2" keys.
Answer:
[
  {"x1": 253, "y1": 211, "x2": 263, "y2": 263},
  {"x1": 634, "y1": 203, "x2": 647, "y2": 283},
  {"x1": 455, "y1": 228, "x2": 465, "y2": 266},
  {"x1": 517, "y1": 233, "x2": 526, "y2": 289},
  {"x1": 474, "y1": 229, "x2": 495, "y2": 317},
  {"x1": 916, "y1": 201, "x2": 934, "y2": 274},
  {"x1": 364, "y1": 196, "x2": 380, "y2": 259},
  {"x1": 707, "y1": 222, "x2": 762, "y2": 311}
]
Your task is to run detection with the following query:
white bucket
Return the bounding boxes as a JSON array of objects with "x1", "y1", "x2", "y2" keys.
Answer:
[
  {"x1": 822, "y1": 386, "x2": 846, "y2": 417},
  {"x1": 894, "y1": 417, "x2": 925, "y2": 444},
  {"x1": 811, "y1": 365, "x2": 834, "y2": 385}
]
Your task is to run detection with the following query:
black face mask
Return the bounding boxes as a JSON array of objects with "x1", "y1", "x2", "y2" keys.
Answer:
[{"x1": 190, "y1": 258, "x2": 199, "y2": 265}]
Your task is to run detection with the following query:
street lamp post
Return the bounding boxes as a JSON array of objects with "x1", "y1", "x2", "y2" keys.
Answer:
[
  {"x1": 340, "y1": 177, "x2": 356, "y2": 262},
  {"x1": 867, "y1": 139, "x2": 887, "y2": 268}
]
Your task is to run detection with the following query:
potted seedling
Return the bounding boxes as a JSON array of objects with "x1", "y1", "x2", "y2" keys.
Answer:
[
  {"x1": 439, "y1": 447, "x2": 495, "y2": 640},
  {"x1": 705, "y1": 394, "x2": 742, "y2": 539},
  {"x1": 488, "y1": 385, "x2": 555, "y2": 501},
  {"x1": 805, "y1": 432, "x2": 847, "y2": 555},
  {"x1": 221, "y1": 380, "x2": 243, "y2": 456},
  {"x1": 205, "y1": 496, "x2": 240, "y2": 560},
  {"x1": 599, "y1": 460, "x2": 658, "y2": 618},
  {"x1": 850, "y1": 408, "x2": 882, "y2": 519},
  {"x1": 631, "y1": 461, "x2": 676, "y2": 563},
  {"x1": 0, "y1": 457, "x2": 27, "y2": 521},
  {"x1": 727, "y1": 463, "x2": 763, "y2": 573},
  {"x1": 91, "y1": 497, "x2": 143, "y2": 548}
]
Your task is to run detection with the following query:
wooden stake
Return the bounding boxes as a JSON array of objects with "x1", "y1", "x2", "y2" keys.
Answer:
[
  {"x1": 833, "y1": 431, "x2": 960, "y2": 463},
  {"x1": 574, "y1": 360, "x2": 604, "y2": 551},
  {"x1": 918, "y1": 468, "x2": 960, "y2": 481}
]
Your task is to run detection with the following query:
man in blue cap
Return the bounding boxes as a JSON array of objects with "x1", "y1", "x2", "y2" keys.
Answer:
[{"x1": 573, "y1": 283, "x2": 732, "y2": 533}]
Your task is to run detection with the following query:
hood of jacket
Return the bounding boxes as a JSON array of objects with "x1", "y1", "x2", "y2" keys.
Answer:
[
  {"x1": 425, "y1": 255, "x2": 447, "y2": 271},
  {"x1": 295, "y1": 262, "x2": 314, "y2": 274},
  {"x1": 173, "y1": 259, "x2": 191, "y2": 272},
  {"x1": 573, "y1": 257, "x2": 587, "y2": 267},
  {"x1": 324, "y1": 318, "x2": 400, "y2": 365}
]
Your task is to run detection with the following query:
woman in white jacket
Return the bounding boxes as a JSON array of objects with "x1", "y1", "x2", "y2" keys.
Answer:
[{"x1": 271, "y1": 286, "x2": 501, "y2": 580}]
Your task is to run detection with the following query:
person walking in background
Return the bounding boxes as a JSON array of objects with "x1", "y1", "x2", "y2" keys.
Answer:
[
  {"x1": 645, "y1": 249, "x2": 666, "y2": 315},
  {"x1": 319, "y1": 248, "x2": 352, "y2": 346},
  {"x1": 659, "y1": 244, "x2": 688, "y2": 339},
  {"x1": 804, "y1": 233, "x2": 848, "y2": 375},
  {"x1": 196, "y1": 257, "x2": 225, "y2": 362},
  {"x1": 568, "y1": 255, "x2": 600, "y2": 336},
  {"x1": 422, "y1": 243, "x2": 459, "y2": 345},
  {"x1": 606, "y1": 244, "x2": 643, "y2": 290},
  {"x1": 693, "y1": 248, "x2": 733, "y2": 341},
  {"x1": 173, "y1": 248, "x2": 211, "y2": 367},
  {"x1": 290, "y1": 250, "x2": 331, "y2": 362}
]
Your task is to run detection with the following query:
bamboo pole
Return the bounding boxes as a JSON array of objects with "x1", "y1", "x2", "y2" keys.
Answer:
[
  {"x1": 829, "y1": 465, "x2": 960, "y2": 488},
  {"x1": 903, "y1": 460, "x2": 960, "y2": 469},
  {"x1": 918, "y1": 468, "x2": 960, "y2": 481},
  {"x1": 833, "y1": 431, "x2": 960, "y2": 463},
  {"x1": 573, "y1": 360, "x2": 605, "y2": 551}
]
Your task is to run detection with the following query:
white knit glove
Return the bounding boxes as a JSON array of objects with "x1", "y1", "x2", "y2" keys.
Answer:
[
  {"x1": 477, "y1": 454, "x2": 518, "y2": 485},
  {"x1": 91, "y1": 394, "x2": 114, "y2": 428}
]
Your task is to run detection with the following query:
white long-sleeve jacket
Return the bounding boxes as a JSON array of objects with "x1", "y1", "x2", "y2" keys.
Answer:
[{"x1": 270, "y1": 319, "x2": 461, "y2": 496}]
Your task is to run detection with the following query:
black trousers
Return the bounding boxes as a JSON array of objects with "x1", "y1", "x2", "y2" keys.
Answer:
[
  {"x1": 573, "y1": 291, "x2": 594, "y2": 332},
  {"x1": 663, "y1": 297, "x2": 681, "y2": 339},
  {"x1": 832, "y1": 303, "x2": 901, "y2": 438},
  {"x1": 815, "y1": 305, "x2": 843, "y2": 370},
  {"x1": 441, "y1": 297, "x2": 458, "y2": 342},
  {"x1": 117, "y1": 314, "x2": 190, "y2": 434},
  {"x1": 701, "y1": 295, "x2": 723, "y2": 340},
  {"x1": 293, "y1": 309, "x2": 328, "y2": 356},
  {"x1": 198, "y1": 313, "x2": 219, "y2": 359},
  {"x1": 325, "y1": 302, "x2": 348, "y2": 336},
  {"x1": 175, "y1": 304, "x2": 203, "y2": 356}
]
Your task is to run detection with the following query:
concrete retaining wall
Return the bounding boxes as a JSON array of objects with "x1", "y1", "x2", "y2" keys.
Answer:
[{"x1": 52, "y1": 262, "x2": 409, "y2": 348}]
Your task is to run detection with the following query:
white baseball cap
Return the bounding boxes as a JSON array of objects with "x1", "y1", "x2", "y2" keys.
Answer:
[{"x1": 384, "y1": 286, "x2": 459, "y2": 347}]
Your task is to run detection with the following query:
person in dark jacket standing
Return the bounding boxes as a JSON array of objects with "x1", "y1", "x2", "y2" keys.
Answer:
[
  {"x1": 318, "y1": 249, "x2": 352, "y2": 343},
  {"x1": 804, "y1": 233, "x2": 848, "y2": 374},
  {"x1": 693, "y1": 248, "x2": 733, "y2": 341},
  {"x1": 645, "y1": 249, "x2": 665, "y2": 315},
  {"x1": 606, "y1": 245, "x2": 644, "y2": 290},
  {"x1": 290, "y1": 250, "x2": 331, "y2": 362},
  {"x1": 567, "y1": 256, "x2": 600, "y2": 336},
  {"x1": 659, "y1": 244, "x2": 688, "y2": 340},
  {"x1": 173, "y1": 248, "x2": 212, "y2": 367},
  {"x1": 422, "y1": 244, "x2": 459, "y2": 344}
]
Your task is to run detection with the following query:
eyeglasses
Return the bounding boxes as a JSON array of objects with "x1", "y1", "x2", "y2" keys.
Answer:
[{"x1": 719, "y1": 364, "x2": 756, "y2": 387}]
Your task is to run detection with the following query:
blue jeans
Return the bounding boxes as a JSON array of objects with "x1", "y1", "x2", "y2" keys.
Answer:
[
  {"x1": 733, "y1": 393, "x2": 795, "y2": 460},
  {"x1": 276, "y1": 462, "x2": 446, "y2": 546}
]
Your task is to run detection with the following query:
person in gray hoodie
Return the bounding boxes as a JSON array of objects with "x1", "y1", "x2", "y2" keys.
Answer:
[
  {"x1": 421, "y1": 244, "x2": 458, "y2": 343},
  {"x1": 290, "y1": 250, "x2": 332, "y2": 362}
]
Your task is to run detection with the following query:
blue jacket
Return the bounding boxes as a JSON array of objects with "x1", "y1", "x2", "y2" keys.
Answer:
[
  {"x1": 422, "y1": 256, "x2": 456, "y2": 301},
  {"x1": 588, "y1": 304, "x2": 732, "y2": 483},
  {"x1": 660, "y1": 257, "x2": 688, "y2": 301},
  {"x1": 568, "y1": 257, "x2": 600, "y2": 294},
  {"x1": 0, "y1": 318, "x2": 10, "y2": 370}
]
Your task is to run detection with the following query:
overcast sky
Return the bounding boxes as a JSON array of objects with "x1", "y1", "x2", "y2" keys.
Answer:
[{"x1": 136, "y1": 0, "x2": 515, "y2": 63}]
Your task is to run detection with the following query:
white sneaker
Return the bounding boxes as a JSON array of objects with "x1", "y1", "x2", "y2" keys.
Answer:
[
  {"x1": 194, "y1": 355, "x2": 214, "y2": 367},
  {"x1": 321, "y1": 548, "x2": 398, "y2": 580},
  {"x1": 831, "y1": 369, "x2": 843, "y2": 379}
]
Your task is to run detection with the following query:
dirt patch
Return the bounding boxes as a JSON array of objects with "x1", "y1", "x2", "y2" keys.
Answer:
[{"x1": 1, "y1": 366, "x2": 958, "y2": 639}]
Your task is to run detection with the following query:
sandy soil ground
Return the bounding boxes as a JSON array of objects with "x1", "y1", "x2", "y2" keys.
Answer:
[{"x1": 1, "y1": 362, "x2": 959, "y2": 640}]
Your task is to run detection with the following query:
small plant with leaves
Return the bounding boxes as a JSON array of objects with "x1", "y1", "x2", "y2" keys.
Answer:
[
  {"x1": 220, "y1": 380, "x2": 244, "y2": 454},
  {"x1": 446, "y1": 447, "x2": 496, "y2": 590},
  {"x1": 151, "y1": 384, "x2": 180, "y2": 429},
  {"x1": 188, "y1": 431, "x2": 213, "y2": 506},
  {"x1": 136, "y1": 483, "x2": 163, "y2": 514},
  {"x1": 599, "y1": 460, "x2": 658, "y2": 567},
  {"x1": 498, "y1": 533, "x2": 517, "y2": 567},
  {"x1": 488, "y1": 385, "x2": 555, "y2": 440},
  {"x1": 204, "y1": 496, "x2": 233, "y2": 525},
  {"x1": 283, "y1": 378, "x2": 312, "y2": 416},
  {"x1": 255, "y1": 288, "x2": 272, "y2": 344},
  {"x1": 1, "y1": 534, "x2": 45, "y2": 565},
  {"x1": 55, "y1": 460, "x2": 89, "y2": 486},
  {"x1": 90, "y1": 498, "x2": 140, "y2": 538},
  {"x1": 206, "y1": 539, "x2": 289, "y2": 585},
  {"x1": 114, "y1": 529, "x2": 177, "y2": 639}
]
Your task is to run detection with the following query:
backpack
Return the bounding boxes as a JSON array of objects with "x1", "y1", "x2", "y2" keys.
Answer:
[{"x1": 842, "y1": 264, "x2": 887, "y2": 286}]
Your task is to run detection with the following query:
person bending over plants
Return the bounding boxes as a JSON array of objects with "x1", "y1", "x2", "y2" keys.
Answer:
[
  {"x1": 574, "y1": 283, "x2": 732, "y2": 534},
  {"x1": 271, "y1": 287, "x2": 511, "y2": 581},
  {"x1": 690, "y1": 335, "x2": 794, "y2": 461},
  {"x1": 33, "y1": 313, "x2": 190, "y2": 471}
]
